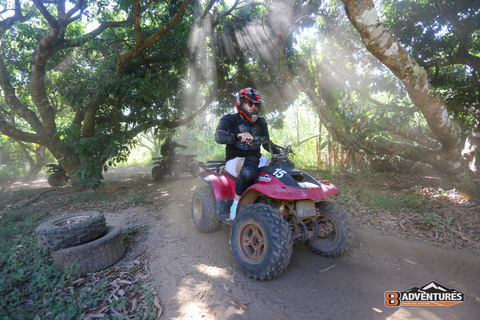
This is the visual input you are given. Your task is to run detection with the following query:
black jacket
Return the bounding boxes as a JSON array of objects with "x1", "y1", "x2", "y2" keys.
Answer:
[
  {"x1": 215, "y1": 113, "x2": 279, "y2": 161},
  {"x1": 161, "y1": 142, "x2": 186, "y2": 157}
]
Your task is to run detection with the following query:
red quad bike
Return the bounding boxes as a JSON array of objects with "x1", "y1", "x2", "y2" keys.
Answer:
[
  {"x1": 191, "y1": 137, "x2": 355, "y2": 281},
  {"x1": 152, "y1": 151, "x2": 199, "y2": 181},
  {"x1": 46, "y1": 163, "x2": 69, "y2": 187}
]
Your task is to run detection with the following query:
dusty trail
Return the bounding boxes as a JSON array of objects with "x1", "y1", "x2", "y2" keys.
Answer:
[{"x1": 101, "y1": 168, "x2": 480, "y2": 320}]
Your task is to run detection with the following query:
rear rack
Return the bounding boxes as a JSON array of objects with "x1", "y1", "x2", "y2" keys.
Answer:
[{"x1": 198, "y1": 160, "x2": 226, "y2": 173}]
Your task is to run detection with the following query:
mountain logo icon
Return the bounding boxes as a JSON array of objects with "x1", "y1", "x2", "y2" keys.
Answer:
[{"x1": 385, "y1": 281, "x2": 464, "y2": 307}]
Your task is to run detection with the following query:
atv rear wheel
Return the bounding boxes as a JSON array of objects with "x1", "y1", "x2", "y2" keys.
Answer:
[
  {"x1": 171, "y1": 164, "x2": 181, "y2": 180},
  {"x1": 47, "y1": 172, "x2": 69, "y2": 187},
  {"x1": 306, "y1": 201, "x2": 355, "y2": 258},
  {"x1": 230, "y1": 204, "x2": 292, "y2": 281},
  {"x1": 191, "y1": 186, "x2": 221, "y2": 232},
  {"x1": 152, "y1": 166, "x2": 164, "y2": 181}
]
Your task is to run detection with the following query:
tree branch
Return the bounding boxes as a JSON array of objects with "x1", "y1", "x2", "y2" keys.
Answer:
[
  {"x1": 0, "y1": 0, "x2": 31, "y2": 38},
  {"x1": 0, "y1": 116, "x2": 43, "y2": 144},
  {"x1": 162, "y1": 93, "x2": 214, "y2": 128},
  {"x1": 196, "y1": 0, "x2": 217, "y2": 27},
  {"x1": 434, "y1": 0, "x2": 469, "y2": 48},
  {"x1": 0, "y1": 57, "x2": 45, "y2": 134},
  {"x1": 420, "y1": 47, "x2": 480, "y2": 76},
  {"x1": 116, "y1": 0, "x2": 193, "y2": 75}
]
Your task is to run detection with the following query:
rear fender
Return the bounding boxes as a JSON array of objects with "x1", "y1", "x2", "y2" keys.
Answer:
[{"x1": 198, "y1": 171, "x2": 235, "y2": 200}]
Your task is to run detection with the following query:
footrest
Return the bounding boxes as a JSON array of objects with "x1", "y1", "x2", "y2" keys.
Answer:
[{"x1": 217, "y1": 213, "x2": 232, "y2": 226}]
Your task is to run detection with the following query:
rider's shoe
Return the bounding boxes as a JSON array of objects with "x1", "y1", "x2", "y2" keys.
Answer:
[{"x1": 230, "y1": 200, "x2": 238, "y2": 220}]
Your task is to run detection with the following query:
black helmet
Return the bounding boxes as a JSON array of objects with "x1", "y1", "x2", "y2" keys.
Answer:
[
  {"x1": 165, "y1": 137, "x2": 173, "y2": 144},
  {"x1": 236, "y1": 87, "x2": 264, "y2": 123}
]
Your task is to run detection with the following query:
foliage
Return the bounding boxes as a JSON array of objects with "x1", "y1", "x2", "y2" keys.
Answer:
[
  {"x1": 132, "y1": 112, "x2": 226, "y2": 163},
  {"x1": 337, "y1": 184, "x2": 426, "y2": 213},
  {"x1": 126, "y1": 191, "x2": 153, "y2": 204},
  {"x1": 381, "y1": 0, "x2": 479, "y2": 96},
  {"x1": 74, "y1": 134, "x2": 135, "y2": 188},
  {"x1": 419, "y1": 213, "x2": 442, "y2": 228},
  {"x1": 0, "y1": 208, "x2": 87, "y2": 318},
  {"x1": 64, "y1": 190, "x2": 113, "y2": 204},
  {"x1": 0, "y1": 164, "x2": 25, "y2": 179},
  {"x1": 419, "y1": 211, "x2": 458, "y2": 228}
]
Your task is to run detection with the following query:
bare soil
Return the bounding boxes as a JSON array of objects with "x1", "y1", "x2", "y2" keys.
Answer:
[{"x1": 5, "y1": 165, "x2": 480, "y2": 319}]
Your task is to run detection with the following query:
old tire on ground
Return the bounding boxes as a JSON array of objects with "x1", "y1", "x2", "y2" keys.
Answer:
[
  {"x1": 51, "y1": 225, "x2": 125, "y2": 276},
  {"x1": 306, "y1": 201, "x2": 355, "y2": 258},
  {"x1": 230, "y1": 204, "x2": 293, "y2": 281},
  {"x1": 171, "y1": 164, "x2": 181, "y2": 180},
  {"x1": 190, "y1": 162, "x2": 199, "y2": 177},
  {"x1": 152, "y1": 166, "x2": 164, "y2": 181},
  {"x1": 191, "y1": 186, "x2": 221, "y2": 232},
  {"x1": 35, "y1": 211, "x2": 107, "y2": 250},
  {"x1": 47, "y1": 172, "x2": 69, "y2": 187}
]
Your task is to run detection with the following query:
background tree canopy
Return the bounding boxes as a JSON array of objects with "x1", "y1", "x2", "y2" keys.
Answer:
[{"x1": 0, "y1": 0, "x2": 478, "y2": 198}]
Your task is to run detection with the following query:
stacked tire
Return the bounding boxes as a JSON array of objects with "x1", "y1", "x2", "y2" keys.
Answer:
[{"x1": 35, "y1": 211, "x2": 125, "y2": 276}]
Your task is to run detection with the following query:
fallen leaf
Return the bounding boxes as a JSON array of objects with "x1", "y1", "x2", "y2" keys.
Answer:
[
  {"x1": 223, "y1": 284, "x2": 231, "y2": 292},
  {"x1": 154, "y1": 297, "x2": 162, "y2": 310},
  {"x1": 402, "y1": 258, "x2": 417, "y2": 265},
  {"x1": 317, "y1": 264, "x2": 337, "y2": 274},
  {"x1": 270, "y1": 310, "x2": 283, "y2": 318},
  {"x1": 234, "y1": 301, "x2": 248, "y2": 310}
]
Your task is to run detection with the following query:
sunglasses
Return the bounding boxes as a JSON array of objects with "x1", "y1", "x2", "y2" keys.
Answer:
[{"x1": 245, "y1": 101, "x2": 261, "y2": 108}]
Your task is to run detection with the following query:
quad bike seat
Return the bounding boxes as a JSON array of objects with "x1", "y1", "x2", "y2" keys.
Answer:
[{"x1": 176, "y1": 154, "x2": 196, "y2": 159}]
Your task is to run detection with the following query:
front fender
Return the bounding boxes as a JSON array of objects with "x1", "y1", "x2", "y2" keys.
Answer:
[
  {"x1": 239, "y1": 180, "x2": 338, "y2": 206},
  {"x1": 198, "y1": 171, "x2": 235, "y2": 200}
]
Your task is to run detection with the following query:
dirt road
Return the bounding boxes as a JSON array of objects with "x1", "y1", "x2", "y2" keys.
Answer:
[{"x1": 101, "y1": 167, "x2": 480, "y2": 320}]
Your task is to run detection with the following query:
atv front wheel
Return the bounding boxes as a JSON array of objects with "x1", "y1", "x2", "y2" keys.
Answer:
[
  {"x1": 230, "y1": 204, "x2": 292, "y2": 281},
  {"x1": 191, "y1": 186, "x2": 221, "y2": 232},
  {"x1": 152, "y1": 166, "x2": 164, "y2": 181},
  {"x1": 306, "y1": 201, "x2": 355, "y2": 258},
  {"x1": 47, "y1": 172, "x2": 69, "y2": 187}
]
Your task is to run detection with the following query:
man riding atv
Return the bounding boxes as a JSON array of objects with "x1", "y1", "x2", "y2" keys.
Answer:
[
  {"x1": 194, "y1": 111, "x2": 354, "y2": 280},
  {"x1": 215, "y1": 87, "x2": 285, "y2": 219},
  {"x1": 161, "y1": 137, "x2": 187, "y2": 166}
]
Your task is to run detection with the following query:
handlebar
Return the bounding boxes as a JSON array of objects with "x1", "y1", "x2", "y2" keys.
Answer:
[{"x1": 251, "y1": 136, "x2": 294, "y2": 159}]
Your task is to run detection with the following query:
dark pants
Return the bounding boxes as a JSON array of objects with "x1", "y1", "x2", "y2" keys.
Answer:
[{"x1": 235, "y1": 156, "x2": 259, "y2": 196}]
